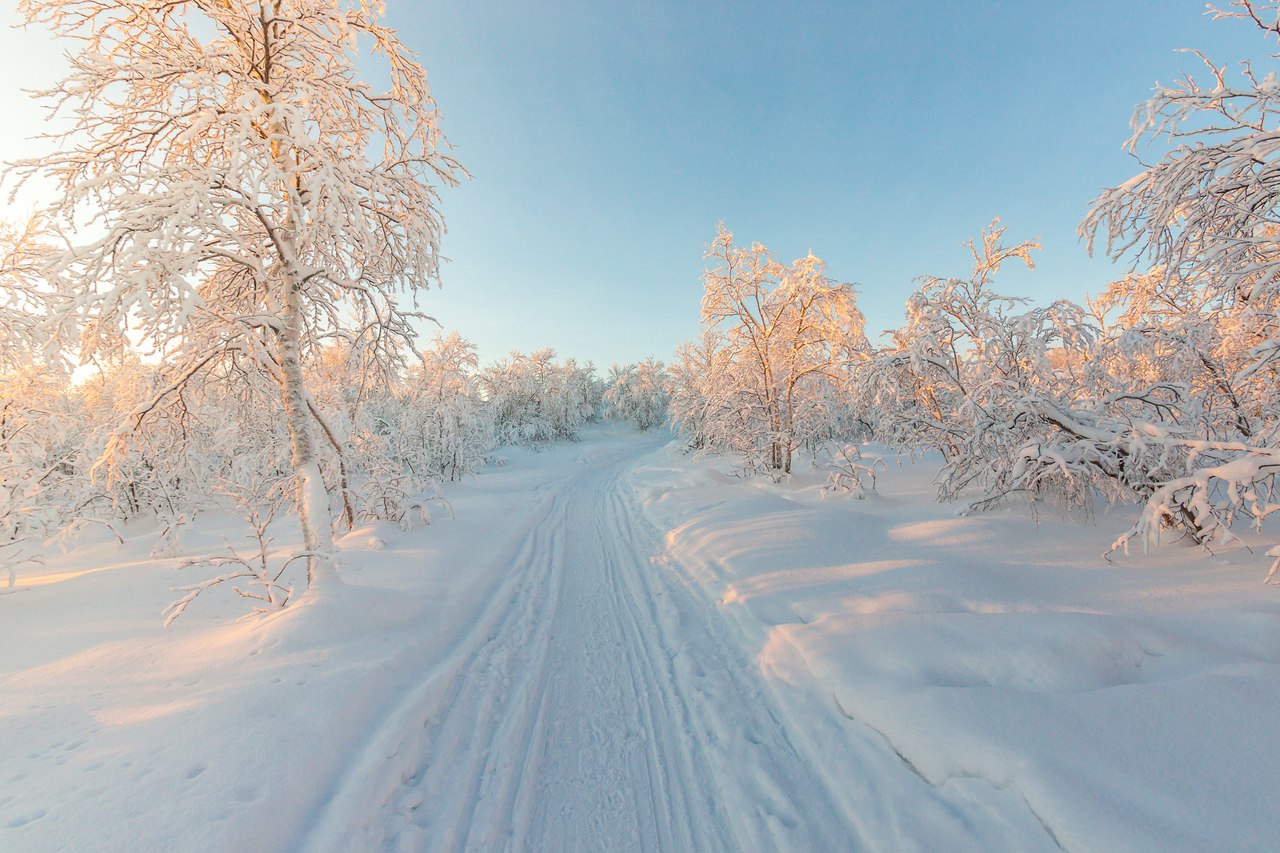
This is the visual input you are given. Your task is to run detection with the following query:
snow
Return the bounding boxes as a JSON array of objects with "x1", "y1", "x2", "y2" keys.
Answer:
[
  {"x1": 4, "y1": 425, "x2": 1279, "y2": 850},
  {"x1": 636, "y1": 441, "x2": 1280, "y2": 850}
]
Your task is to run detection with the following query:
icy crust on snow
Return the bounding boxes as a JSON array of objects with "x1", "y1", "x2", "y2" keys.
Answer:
[{"x1": 632, "y1": 441, "x2": 1280, "y2": 850}]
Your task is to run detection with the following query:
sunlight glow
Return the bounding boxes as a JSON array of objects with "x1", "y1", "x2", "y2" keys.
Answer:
[{"x1": 95, "y1": 699, "x2": 201, "y2": 727}]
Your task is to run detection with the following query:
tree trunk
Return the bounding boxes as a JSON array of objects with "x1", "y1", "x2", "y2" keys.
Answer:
[{"x1": 278, "y1": 273, "x2": 337, "y2": 588}]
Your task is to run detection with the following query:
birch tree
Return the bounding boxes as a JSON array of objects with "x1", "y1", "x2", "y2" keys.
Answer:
[
  {"x1": 1078, "y1": 0, "x2": 1280, "y2": 574},
  {"x1": 1080, "y1": 0, "x2": 1280, "y2": 387},
  {"x1": 695, "y1": 225, "x2": 867, "y2": 476},
  {"x1": 14, "y1": 0, "x2": 463, "y2": 587}
]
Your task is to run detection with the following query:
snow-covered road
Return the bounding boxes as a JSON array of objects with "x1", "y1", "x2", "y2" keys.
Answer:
[
  {"x1": 304, "y1": 437, "x2": 861, "y2": 851},
  {"x1": 13, "y1": 427, "x2": 1271, "y2": 851}
]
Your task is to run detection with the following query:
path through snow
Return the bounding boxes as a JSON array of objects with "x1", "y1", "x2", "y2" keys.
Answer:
[
  {"x1": 301, "y1": 434, "x2": 1060, "y2": 852},
  {"x1": 303, "y1": 438, "x2": 863, "y2": 850},
  {"x1": 12, "y1": 427, "x2": 1162, "y2": 850}
]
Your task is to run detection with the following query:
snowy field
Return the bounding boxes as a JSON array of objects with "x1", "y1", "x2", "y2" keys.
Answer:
[{"x1": 3, "y1": 424, "x2": 1278, "y2": 851}]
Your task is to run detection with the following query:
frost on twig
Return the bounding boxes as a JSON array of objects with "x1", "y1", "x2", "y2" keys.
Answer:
[
  {"x1": 0, "y1": 537, "x2": 41, "y2": 594},
  {"x1": 162, "y1": 476, "x2": 300, "y2": 626},
  {"x1": 820, "y1": 443, "x2": 885, "y2": 500}
]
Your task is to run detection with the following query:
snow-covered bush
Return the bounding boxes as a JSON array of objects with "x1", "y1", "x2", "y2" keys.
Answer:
[
  {"x1": 603, "y1": 357, "x2": 669, "y2": 430},
  {"x1": 861, "y1": 218, "x2": 1272, "y2": 560},
  {"x1": 0, "y1": 216, "x2": 60, "y2": 374},
  {"x1": 863, "y1": 221, "x2": 1102, "y2": 512},
  {"x1": 818, "y1": 443, "x2": 885, "y2": 500},
  {"x1": 163, "y1": 473, "x2": 303, "y2": 626},
  {"x1": 480, "y1": 349, "x2": 600, "y2": 446},
  {"x1": 407, "y1": 332, "x2": 494, "y2": 482},
  {"x1": 668, "y1": 332, "x2": 733, "y2": 453},
  {"x1": 1069, "y1": 1, "x2": 1280, "y2": 570},
  {"x1": 81, "y1": 356, "x2": 207, "y2": 524},
  {"x1": 0, "y1": 217, "x2": 74, "y2": 588},
  {"x1": 0, "y1": 366, "x2": 81, "y2": 588},
  {"x1": 1080, "y1": 270, "x2": 1269, "y2": 441},
  {"x1": 860, "y1": 220, "x2": 1279, "y2": 574}
]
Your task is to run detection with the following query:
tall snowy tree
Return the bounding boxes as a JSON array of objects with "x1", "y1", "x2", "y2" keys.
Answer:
[
  {"x1": 691, "y1": 225, "x2": 867, "y2": 476},
  {"x1": 14, "y1": 0, "x2": 463, "y2": 586}
]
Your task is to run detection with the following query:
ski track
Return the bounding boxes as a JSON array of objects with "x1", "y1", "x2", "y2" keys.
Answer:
[{"x1": 303, "y1": 438, "x2": 866, "y2": 852}]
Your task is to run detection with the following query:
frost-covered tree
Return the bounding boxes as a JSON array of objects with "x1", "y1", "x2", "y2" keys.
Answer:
[
  {"x1": 1081, "y1": 0, "x2": 1280, "y2": 388},
  {"x1": 14, "y1": 0, "x2": 463, "y2": 586},
  {"x1": 867, "y1": 221, "x2": 1099, "y2": 509},
  {"x1": 409, "y1": 332, "x2": 492, "y2": 482},
  {"x1": 681, "y1": 224, "x2": 867, "y2": 476},
  {"x1": 0, "y1": 217, "x2": 71, "y2": 589},
  {"x1": 77, "y1": 355, "x2": 193, "y2": 524},
  {"x1": 1082, "y1": 269, "x2": 1265, "y2": 439},
  {"x1": 480, "y1": 349, "x2": 599, "y2": 446},
  {"x1": 346, "y1": 332, "x2": 491, "y2": 528},
  {"x1": 868, "y1": 222, "x2": 1042, "y2": 459},
  {"x1": 1077, "y1": 0, "x2": 1280, "y2": 574},
  {"x1": 667, "y1": 331, "x2": 732, "y2": 452},
  {"x1": 869, "y1": 243, "x2": 1280, "y2": 572},
  {"x1": 603, "y1": 357, "x2": 668, "y2": 430},
  {"x1": 0, "y1": 215, "x2": 60, "y2": 373},
  {"x1": 0, "y1": 365, "x2": 80, "y2": 590}
]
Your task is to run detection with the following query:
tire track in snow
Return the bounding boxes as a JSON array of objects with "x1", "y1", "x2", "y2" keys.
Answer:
[
  {"x1": 298, "y1": 482, "x2": 572, "y2": 851},
  {"x1": 598, "y1": 475, "x2": 866, "y2": 851},
  {"x1": 303, "y1": 436, "x2": 865, "y2": 851},
  {"x1": 514, "y1": 463, "x2": 714, "y2": 852}
]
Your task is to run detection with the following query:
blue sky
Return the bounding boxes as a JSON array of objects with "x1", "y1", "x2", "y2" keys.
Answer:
[
  {"x1": 384, "y1": 0, "x2": 1277, "y2": 367},
  {"x1": 2, "y1": 2, "x2": 1276, "y2": 369}
]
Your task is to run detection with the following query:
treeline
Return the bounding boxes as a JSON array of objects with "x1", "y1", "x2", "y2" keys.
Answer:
[
  {"x1": 667, "y1": 219, "x2": 1279, "y2": 576},
  {"x1": 4, "y1": 0, "x2": 1280, "y2": 600},
  {"x1": 664, "y1": 4, "x2": 1280, "y2": 578},
  {"x1": 0, "y1": 330, "x2": 669, "y2": 584}
]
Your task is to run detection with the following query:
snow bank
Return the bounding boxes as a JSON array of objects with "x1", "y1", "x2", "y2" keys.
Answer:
[{"x1": 633, "y1": 442, "x2": 1280, "y2": 850}]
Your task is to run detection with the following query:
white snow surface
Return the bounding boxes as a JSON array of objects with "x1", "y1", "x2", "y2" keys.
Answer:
[{"x1": 3, "y1": 425, "x2": 1278, "y2": 851}]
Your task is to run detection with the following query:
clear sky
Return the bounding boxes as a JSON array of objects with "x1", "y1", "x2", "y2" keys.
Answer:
[{"x1": 3, "y1": 1, "x2": 1277, "y2": 369}]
